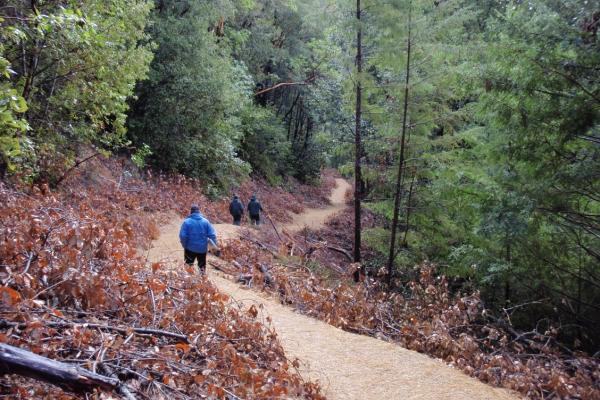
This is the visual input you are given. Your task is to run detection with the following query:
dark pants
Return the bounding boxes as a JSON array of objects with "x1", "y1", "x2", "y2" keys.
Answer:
[
  {"x1": 184, "y1": 249, "x2": 207, "y2": 274},
  {"x1": 250, "y1": 214, "x2": 260, "y2": 225},
  {"x1": 232, "y1": 215, "x2": 241, "y2": 226}
]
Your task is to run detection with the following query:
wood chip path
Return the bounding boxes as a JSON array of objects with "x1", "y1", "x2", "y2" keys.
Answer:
[{"x1": 147, "y1": 179, "x2": 518, "y2": 400}]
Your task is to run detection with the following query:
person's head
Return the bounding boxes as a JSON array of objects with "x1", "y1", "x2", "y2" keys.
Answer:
[
  {"x1": 190, "y1": 204, "x2": 200, "y2": 214},
  {"x1": 233, "y1": 195, "x2": 238, "y2": 199},
  {"x1": 251, "y1": 195, "x2": 256, "y2": 201}
]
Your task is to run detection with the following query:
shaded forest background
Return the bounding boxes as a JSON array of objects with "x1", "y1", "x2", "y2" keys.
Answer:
[{"x1": 1, "y1": 0, "x2": 599, "y2": 358}]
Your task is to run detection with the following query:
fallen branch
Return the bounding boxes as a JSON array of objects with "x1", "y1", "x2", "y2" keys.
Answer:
[
  {"x1": 265, "y1": 212, "x2": 282, "y2": 242},
  {"x1": 305, "y1": 238, "x2": 352, "y2": 262},
  {"x1": 54, "y1": 152, "x2": 102, "y2": 187},
  {"x1": 23, "y1": 251, "x2": 35, "y2": 274},
  {"x1": 0, "y1": 343, "x2": 135, "y2": 398},
  {"x1": 240, "y1": 237, "x2": 280, "y2": 258},
  {"x1": 0, "y1": 319, "x2": 188, "y2": 342},
  {"x1": 209, "y1": 259, "x2": 239, "y2": 275},
  {"x1": 325, "y1": 245, "x2": 353, "y2": 261}
]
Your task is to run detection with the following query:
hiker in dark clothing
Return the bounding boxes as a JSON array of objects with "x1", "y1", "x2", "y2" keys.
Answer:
[
  {"x1": 247, "y1": 195, "x2": 263, "y2": 225},
  {"x1": 229, "y1": 195, "x2": 244, "y2": 226},
  {"x1": 179, "y1": 205, "x2": 220, "y2": 274}
]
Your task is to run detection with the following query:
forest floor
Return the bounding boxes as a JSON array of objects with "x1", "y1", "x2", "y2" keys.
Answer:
[{"x1": 146, "y1": 178, "x2": 518, "y2": 400}]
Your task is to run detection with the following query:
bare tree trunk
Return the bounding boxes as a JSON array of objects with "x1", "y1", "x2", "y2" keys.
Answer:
[
  {"x1": 354, "y1": 0, "x2": 363, "y2": 271},
  {"x1": 402, "y1": 168, "x2": 417, "y2": 247},
  {"x1": 386, "y1": 1, "x2": 413, "y2": 287},
  {"x1": 505, "y1": 238, "x2": 511, "y2": 306},
  {"x1": 21, "y1": 1, "x2": 41, "y2": 102}
]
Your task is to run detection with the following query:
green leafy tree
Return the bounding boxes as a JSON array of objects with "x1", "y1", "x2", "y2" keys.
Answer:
[
  {"x1": 0, "y1": 0, "x2": 153, "y2": 183},
  {"x1": 127, "y1": 1, "x2": 252, "y2": 191},
  {"x1": 229, "y1": 0, "x2": 334, "y2": 183},
  {"x1": 0, "y1": 31, "x2": 29, "y2": 176}
]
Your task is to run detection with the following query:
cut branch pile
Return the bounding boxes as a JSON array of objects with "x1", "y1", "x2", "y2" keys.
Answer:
[{"x1": 0, "y1": 167, "x2": 325, "y2": 399}]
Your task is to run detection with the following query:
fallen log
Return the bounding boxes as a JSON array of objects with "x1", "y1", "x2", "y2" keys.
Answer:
[
  {"x1": 208, "y1": 258, "x2": 239, "y2": 275},
  {"x1": 0, "y1": 343, "x2": 135, "y2": 398},
  {"x1": 326, "y1": 245, "x2": 353, "y2": 261},
  {"x1": 305, "y1": 238, "x2": 352, "y2": 261}
]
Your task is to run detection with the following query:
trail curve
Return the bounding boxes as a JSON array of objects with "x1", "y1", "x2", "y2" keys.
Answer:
[{"x1": 146, "y1": 179, "x2": 518, "y2": 400}]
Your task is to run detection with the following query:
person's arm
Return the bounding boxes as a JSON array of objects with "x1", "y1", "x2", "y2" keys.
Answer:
[
  {"x1": 206, "y1": 222, "x2": 220, "y2": 257},
  {"x1": 206, "y1": 222, "x2": 217, "y2": 247},
  {"x1": 179, "y1": 221, "x2": 188, "y2": 249},
  {"x1": 259, "y1": 202, "x2": 263, "y2": 212}
]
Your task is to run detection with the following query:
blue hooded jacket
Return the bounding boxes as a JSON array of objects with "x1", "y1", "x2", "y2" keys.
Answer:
[{"x1": 179, "y1": 212, "x2": 217, "y2": 254}]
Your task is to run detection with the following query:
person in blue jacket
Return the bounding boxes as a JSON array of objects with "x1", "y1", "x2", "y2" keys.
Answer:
[{"x1": 179, "y1": 204, "x2": 220, "y2": 274}]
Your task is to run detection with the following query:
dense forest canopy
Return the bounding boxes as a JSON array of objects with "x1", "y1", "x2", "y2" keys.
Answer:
[{"x1": 1, "y1": 0, "x2": 599, "y2": 356}]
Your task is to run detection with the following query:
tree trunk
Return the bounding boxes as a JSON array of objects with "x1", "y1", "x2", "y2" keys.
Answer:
[
  {"x1": 354, "y1": 0, "x2": 363, "y2": 270},
  {"x1": 505, "y1": 238, "x2": 511, "y2": 306},
  {"x1": 402, "y1": 168, "x2": 417, "y2": 247},
  {"x1": 386, "y1": 1, "x2": 413, "y2": 287}
]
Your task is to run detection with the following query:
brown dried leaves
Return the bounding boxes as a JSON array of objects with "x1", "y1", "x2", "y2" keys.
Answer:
[
  {"x1": 222, "y1": 239, "x2": 600, "y2": 400},
  {"x1": 0, "y1": 169, "x2": 324, "y2": 399}
]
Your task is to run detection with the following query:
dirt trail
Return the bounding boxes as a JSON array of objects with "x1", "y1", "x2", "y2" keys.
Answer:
[
  {"x1": 147, "y1": 179, "x2": 518, "y2": 400},
  {"x1": 286, "y1": 178, "x2": 349, "y2": 232}
]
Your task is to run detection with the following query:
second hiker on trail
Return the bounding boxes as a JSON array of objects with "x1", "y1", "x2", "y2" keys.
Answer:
[
  {"x1": 229, "y1": 195, "x2": 244, "y2": 226},
  {"x1": 179, "y1": 204, "x2": 220, "y2": 275},
  {"x1": 247, "y1": 195, "x2": 263, "y2": 226}
]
